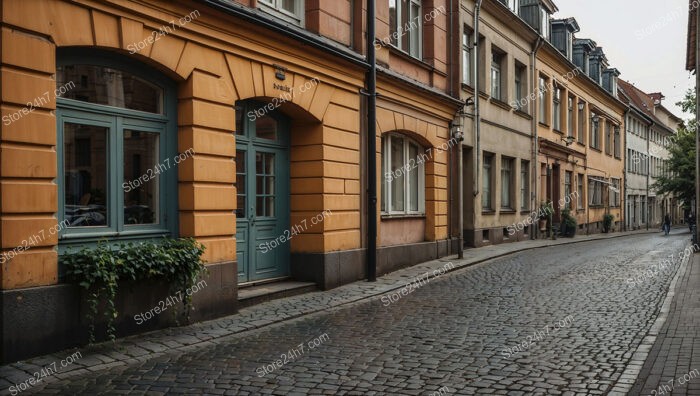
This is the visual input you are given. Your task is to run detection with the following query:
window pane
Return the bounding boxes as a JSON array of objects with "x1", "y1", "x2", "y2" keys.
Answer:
[
  {"x1": 235, "y1": 105, "x2": 245, "y2": 136},
  {"x1": 390, "y1": 138, "x2": 405, "y2": 211},
  {"x1": 123, "y1": 130, "x2": 159, "y2": 225},
  {"x1": 390, "y1": 0, "x2": 398, "y2": 45},
  {"x1": 236, "y1": 150, "x2": 246, "y2": 218},
  {"x1": 462, "y1": 32, "x2": 471, "y2": 84},
  {"x1": 409, "y1": 1, "x2": 421, "y2": 56},
  {"x1": 57, "y1": 65, "x2": 163, "y2": 114},
  {"x1": 501, "y1": 159, "x2": 511, "y2": 208},
  {"x1": 281, "y1": 0, "x2": 296, "y2": 13},
  {"x1": 482, "y1": 157, "x2": 491, "y2": 209},
  {"x1": 256, "y1": 152, "x2": 275, "y2": 217},
  {"x1": 409, "y1": 143, "x2": 419, "y2": 212},
  {"x1": 64, "y1": 123, "x2": 108, "y2": 227},
  {"x1": 400, "y1": 0, "x2": 410, "y2": 52},
  {"x1": 255, "y1": 115, "x2": 277, "y2": 140}
]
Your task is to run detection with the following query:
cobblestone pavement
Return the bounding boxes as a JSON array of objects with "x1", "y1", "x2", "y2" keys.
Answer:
[
  {"x1": 1, "y1": 229, "x2": 689, "y2": 395},
  {"x1": 628, "y1": 237, "x2": 700, "y2": 396}
]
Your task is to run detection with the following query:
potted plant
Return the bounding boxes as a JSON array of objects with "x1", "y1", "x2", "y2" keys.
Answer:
[
  {"x1": 603, "y1": 214, "x2": 614, "y2": 233},
  {"x1": 538, "y1": 201, "x2": 552, "y2": 232},
  {"x1": 561, "y1": 209, "x2": 577, "y2": 237}
]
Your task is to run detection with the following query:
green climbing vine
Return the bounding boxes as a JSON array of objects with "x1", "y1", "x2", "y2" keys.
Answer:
[{"x1": 61, "y1": 237, "x2": 206, "y2": 343}]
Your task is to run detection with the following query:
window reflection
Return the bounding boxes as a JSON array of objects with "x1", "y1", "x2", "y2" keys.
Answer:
[
  {"x1": 64, "y1": 123, "x2": 108, "y2": 227},
  {"x1": 57, "y1": 65, "x2": 163, "y2": 114},
  {"x1": 123, "y1": 130, "x2": 159, "y2": 225}
]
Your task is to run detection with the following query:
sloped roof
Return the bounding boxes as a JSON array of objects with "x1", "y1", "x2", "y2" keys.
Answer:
[{"x1": 617, "y1": 79, "x2": 664, "y2": 125}]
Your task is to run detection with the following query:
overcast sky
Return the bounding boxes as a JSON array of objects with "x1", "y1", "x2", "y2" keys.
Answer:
[{"x1": 552, "y1": 0, "x2": 693, "y2": 121}]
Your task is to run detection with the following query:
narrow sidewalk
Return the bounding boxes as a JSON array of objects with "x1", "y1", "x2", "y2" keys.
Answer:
[
  {"x1": 0, "y1": 228, "x2": 660, "y2": 392},
  {"x1": 628, "y1": 246, "x2": 700, "y2": 395}
]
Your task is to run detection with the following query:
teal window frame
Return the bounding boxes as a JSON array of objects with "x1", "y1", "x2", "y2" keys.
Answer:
[{"x1": 56, "y1": 48, "x2": 178, "y2": 247}]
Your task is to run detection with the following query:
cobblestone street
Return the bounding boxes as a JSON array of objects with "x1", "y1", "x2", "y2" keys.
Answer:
[{"x1": 4, "y1": 230, "x2": 688, "y2": 395}]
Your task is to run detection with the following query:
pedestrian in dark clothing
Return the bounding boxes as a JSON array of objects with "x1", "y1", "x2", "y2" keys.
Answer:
[
  {"x1": 688, "y1": 212, "x2": 695, "y2": 232},
  {"x1": 663, "y1": 214, "x2": 671, "y2": 235}
]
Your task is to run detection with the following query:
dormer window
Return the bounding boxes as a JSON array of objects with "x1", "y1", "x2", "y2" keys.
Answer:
[
  {"x1": 508, "y1": 0, "x2": 519, "y2": 13},
  {"x1": 540, "y1": 8, "x2": 550, "y2": 39}
]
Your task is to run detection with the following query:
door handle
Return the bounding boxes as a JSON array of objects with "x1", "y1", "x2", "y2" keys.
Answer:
[{"x1": 249, "y1": 206, "x2": 255, "y2": 225}]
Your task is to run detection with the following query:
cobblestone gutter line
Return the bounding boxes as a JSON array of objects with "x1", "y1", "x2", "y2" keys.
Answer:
[
  {"x1": 0, "y1": 230, "x2": 658, "y2": 393},
  {"x1": 607, "y1": 242, "x2": 693, "y2": 395}
]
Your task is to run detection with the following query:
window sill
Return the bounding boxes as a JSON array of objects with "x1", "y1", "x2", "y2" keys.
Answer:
[
  {"x1": 490, "y1": 98, "x2": 512, "y2": 111},
  {"x1": 514, "y1": 109, "x2": 532, "y2": 120},
  {"x1": 500, "y1": 209, "x2": 517, "y2": 214},
  {"x1": 388, "y1": 46, "x2": 432, "y2": 72},
  {"x1": 553, "y1": 129, "x2": 564, "y2": 135},
  {"x1": 381, "y1": 213, "x2": 426, "y2": 220},
  {"x1": 461, "y1": 83, "x2": 474, "y2": 94},
  {"x1": 520, "y1": 210, "x2": 532, "y2": 215},
  {"x1": 58, "y1": 229, "x2": 172, "y2": 247},
  {"x1": 576, "y1": 141, "x2": 585, "y2": 147},
  {"x1": 481, "y1": 209, "x2": 496, "y2": 215},
  {"x1": 590, "y1": 147, "x2": 602, "y2": 153},
  {"x1": 538, "y1": 122, "x2": 550, "y2": 128}
]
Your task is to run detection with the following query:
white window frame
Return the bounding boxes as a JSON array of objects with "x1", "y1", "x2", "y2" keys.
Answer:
[
  {"x1": 491, "y1": 51, "x2": 502, "y2": 101},
  {"x1": 577, "y1": 173, "x2": 584, "y2": 209},
  {"x1": 520, "y1": 160, "x2": 529, "y2": 210},
  {"x1": 389, "y1": 0, "x2": 423, "y2": 58},
  {"x1": 508, "y1": 0, "x2": 520, "y2": 13},
  {"x1": 501, "y1": 157, "x2": 513, "y2": 209},
  {"x1": 538, "y1": 76, "x2": 547, "y2": 123},
  {"x1": 514, "y1": 64, "x2": 525, "y2": 111},
  {"x1": 258, "y1": 0, "x2": 305, "y2": 25},
  {"x1": 567, "y1": 96, "x2": 574, "y2": 137},
  {"x1": 483, "y1": 154, "x2": 493, "y2": 210},
  {"x1": 381, "y1": 134, "x2": 425, "y2": 215},
  {"x1": 564, "y1": 171, "x2": 572, "y2": 209},
  {"x1": 462, "y1": 29, "x2": 472, "y2": 86},
  {"x1": 553, "y1": 86, "x2": 561, "y2": 130}
]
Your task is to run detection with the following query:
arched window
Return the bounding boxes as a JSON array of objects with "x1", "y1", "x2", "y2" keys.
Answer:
[
  {"x1": 381, "y1": 134, "x2": 425, "y2": 215},
  {"x1": 56, "y1": 49, "x2": 178, "y2": 243}
]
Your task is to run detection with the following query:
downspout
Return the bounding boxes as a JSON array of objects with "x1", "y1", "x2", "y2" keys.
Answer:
[
  {"x1": 646, "y1": 121, "x2": 651, "y2": 231},
  {"x1": 623, "y1": 107, "x2": 629, "y2": 231},
  {"x1": 530, "y1": 36, "x2": 544, "y2": 239},
  {"x1": 472, "y1": 0, "x2": 483, "y2": 201},
  {"x1": 696, "y1": 3, "x2": 700, "y2": 245},
  {"x1": 367, "y1": 0, "x2": 377, "y2": 281},
  {"x1": 449, "y1": 0, "x2": 464, "y2": 259}
]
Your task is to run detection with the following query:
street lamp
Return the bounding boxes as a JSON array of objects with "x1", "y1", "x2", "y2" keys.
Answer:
[
  {"x1": 578, "y1": 101, "x2": 585, "y2": 111},
  {"x1": 561, "y1": 136, "x2": 576, "y2": 146}
]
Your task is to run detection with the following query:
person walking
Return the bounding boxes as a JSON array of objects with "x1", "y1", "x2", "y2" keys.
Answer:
[
  {"x1": 663, "y1": 214, "x2": 671, "y2": 236},
  {"x1": 688, "y1": 212, "x2": 695, "y2": 233}
]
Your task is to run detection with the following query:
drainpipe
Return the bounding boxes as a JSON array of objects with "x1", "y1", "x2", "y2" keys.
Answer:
[
  {"x1": 449, "y1": 0, "x2": 464, "y2": 258},
  {"x1": 530, "y1": 36, "x2": 544, "y2": 239},
  {"x1": 367, "y1": 0, "x2": 377, "y2": 282},
  {"x1": 472, "y1": 0, "x2": 482, "y2": 203},
  {"x1": 696, "y1": 3, "x2": 699, "y2": 245},
  {"x1": 646, "y1": 121, "x2": 651, "y2": 231},
  {"x1": 623, "y1": 107, "x2": 629, "y2": 231}
]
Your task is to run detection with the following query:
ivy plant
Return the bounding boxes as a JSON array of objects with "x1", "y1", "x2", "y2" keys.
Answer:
[{"x1": 62, "y1": 237, "x2": 206, "y2": 343}]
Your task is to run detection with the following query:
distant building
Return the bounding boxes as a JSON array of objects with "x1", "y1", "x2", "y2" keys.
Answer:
[{"x1": 618, "y1": 81, "x2": 683, "y2": 229}]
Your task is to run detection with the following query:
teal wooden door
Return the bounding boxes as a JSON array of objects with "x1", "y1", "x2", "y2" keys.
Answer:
[{"x1": 236, "y1": 103, "x2": 290, "y2": 284}]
